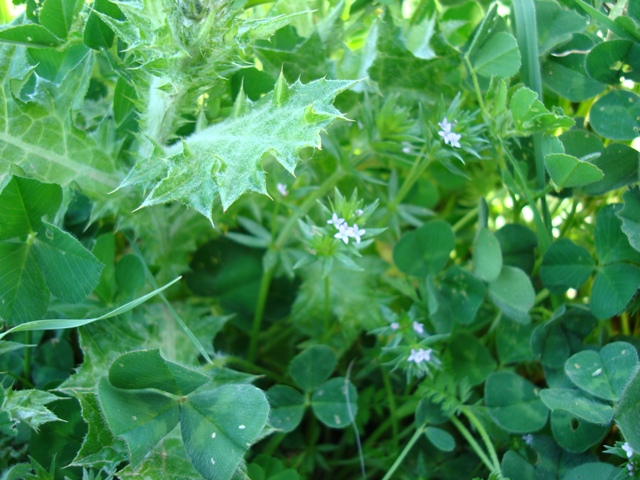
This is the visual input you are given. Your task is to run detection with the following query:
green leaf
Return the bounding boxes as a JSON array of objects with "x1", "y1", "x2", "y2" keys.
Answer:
[
  {"x1": 0, "y1": 276, "x2": 181, "y2": 340},
  {"x1": 92, "y1": 233, "x2": 116, "y2": 304},
  {"x1": 544, "y1": 153, "x2": 603, "y2": 189},
  {"x1": 538, "y1": 388, "x2": 614, "y2": 425},
  {"x1": 425, "y1": 426, "x2": 455, "y2": 452},
  {"x1": 540, "y1": 238, "x2": 595, "y2": 293},
  {"x1": 495, "y1": 224, "x2": 538, "y2": 274},
  {"x1": 83, "y1": 0, "x2": 124, "y2": 50},
  {"x1": 0, "y1": 386, "x2": 61, "y2": 432},
  {"x1": 565, "y1": 342, "x2": 638, "y2": 402},
  {"x1": 39, "y1": 0, "x2": 83, "y2": 40},
  {"x1": 181, "y1": 384, "x2": 269, "y2": 480},
  {"x1": 470, "y1": 32, "x2": 521, "y2": 78},
  {"x1": 0, "y1": 45, "x2": 123, "y2": 200},
  {"x1": 530, "y1": 307, "x2": 597, "y2": 369},
  {"x1": 536, "y1": 0, "x2": 588, "y2": 55},
  {"x1": 0, "y1": 176, "x2": 62, "y2": 240},
  {"x1": 124, "y1": 75, "x2": 355, "y2": 219},
  {"x1": 510, "y1": 86, "x2": 574, "y2": 135},
  {"x1": 107, "y1": 349, "x2": 210, "y2": 395},
  {"x1": 488, "y1": 266, "x2": 535, "y2": 324},
  {"x1": 616, "y1": 368, "x2": 640, "y2": 453},
  {"x1": 445, "y1": 332, "x2": 496, "y2": 387},
  {"x1": 590, "y1": 90, "x2": 640, "y2": 141},
  {"x1": 564, "y1": 463, "x2": 623, "y2": 480},
  {"x1": 427, "y1": 266, "x2": 486, "y2": 326},
  {"x1": 98, "y1": 377, "x2": 180, "y2": 466},
  {"x1": 542, "y1": 34, "x2": 606, "y2": 102},
  {"x1": 501, "y1": 450, "x2": 534, "y2": 480},
  {"x1": 72, "y1": 391, "x2": 128, "y2": 469},
  {"x1": 550, "y1": 410, "x2": 608, "y2": 453},
  {"x1": 266, "y1": 385, "x2": 305, "y2": 432},
  {"x1": 367, "y1": 13, "x2": 457, "y2": 93},
  {"x1": 289, "y1": 345, "x2": 337, "y2": 392},
  {"x1": 496, "y1": 320, "x2": 535, "y2": 365},
  {"x1": 32, "y1": 337, "x2": 74, "y2": 388},
  {"x1": 0, "y1": 242, "x2": 48, "y2": 324},
  {"x1": 310, "y1": 377, "x2": 357, "y2": 429},
  {"x1": 415, "y1": 396, "x2": 450, "y2": 426},
  {"x1": 393, "y1": 220, "x2": 455, "y2": 277},
  {"x1": 35, "y1": 222, "x2": 103, "y2": 303},
  {"x1": 0, "y1": 24, "x2": 62, "y2": 47},
  {"x1": 618, "y1": 186, "x2": 640, "y2": 252},
  {"x1": 474, "y1": 228, "x2": 502, "y2": 282},
  {"x1": 581, "y1": 143, "x2": 639, "y2": 196},
  {"x1": 595, "y1": 204, "x2": 640, "y2": 264},
  {"x1": 586, "y1": 39, "x2": 640, "y2": 84},
  {"x1": 485, "y1": 371, "x2": 549, "y2": 434},
  {"x1": 591, "y1": 263, "x2": 640, "y2": 319}
]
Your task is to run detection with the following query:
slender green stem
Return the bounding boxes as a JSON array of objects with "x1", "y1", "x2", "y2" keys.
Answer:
[
  {"x1": 381, "y1": 366, "x2": 399, "y2": 451},
  {"x1": 363, "y1": 398, "x2": 418, "y2": 448},
  {"x1": 224, "y1": 355, "x2": 290, "y2": 384},
  {"x1": 452, "y1": 206, "x2": 479, "y2": 234},
  {"x1": 324, "y1": 275, "x2": 331, "y2": 336},
  {"x1": 381, "y1": 422, "x2": 427, "y2": 480},
  {"x1": 450, "y1": 416, "x2": 494, "y2": 473},
  {"x1": 461, "y1": 407, "x2": 502, "y2": 473},
  {"x1": 248, "y1": 266, "x2": 274, "y2": 362}
]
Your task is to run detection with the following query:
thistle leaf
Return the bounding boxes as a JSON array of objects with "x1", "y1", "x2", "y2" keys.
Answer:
[{"x1": 131, "y1": 75, "x2": 355, "y2": 221}]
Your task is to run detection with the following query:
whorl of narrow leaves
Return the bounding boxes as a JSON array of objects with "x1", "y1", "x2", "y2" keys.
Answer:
[{"x1": 121, "y1": 74, "x2": 355, "y2": 221}]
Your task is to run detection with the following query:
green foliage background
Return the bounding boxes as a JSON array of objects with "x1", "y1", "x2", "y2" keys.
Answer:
[{"x1": 0, "y1": 0, "x2": 639, "y2": 479}]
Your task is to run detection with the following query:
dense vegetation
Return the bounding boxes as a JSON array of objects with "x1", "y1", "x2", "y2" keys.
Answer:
[{"x1": 1, "y1": 0, "x2": 639, "y2": 478}]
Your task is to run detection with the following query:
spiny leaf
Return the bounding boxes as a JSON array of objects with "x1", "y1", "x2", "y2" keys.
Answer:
[{"x1": 126, "y1": 75, "x2": 355, "y2": 220}]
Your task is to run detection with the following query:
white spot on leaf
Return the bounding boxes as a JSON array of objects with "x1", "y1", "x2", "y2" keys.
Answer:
[
  {"x1": 211, "y1": 432, "x2": 216, "y2": 439},
  {"x1": 210, "y1": 458, "x2": 215, "y2": 465},
  {"x1": 238, "y1": 425, "x2": 246, "y2": 429},
  {"x1": 592, "y1": 368, "x2": 602, "y2": 377}
]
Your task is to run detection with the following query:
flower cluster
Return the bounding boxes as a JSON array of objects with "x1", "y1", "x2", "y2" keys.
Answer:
[
  {"x1": 327, "y1": 213, "x2": 366, "y2": 245},
  {"x1": 623, "y1": 443, "x2": 636, "y2": 477},
  {"x1": 407, "y1": 348, "x2": 433, "y2": 364},
  {"x1": 438, "y1": 118, "x2": 461, "y2": 148}
]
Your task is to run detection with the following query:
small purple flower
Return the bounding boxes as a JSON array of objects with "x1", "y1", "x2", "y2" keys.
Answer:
[
  {"x1": 390, "y1": 322, "x2": 400, "y2": 330},
  {"x1": 412, "y1": 321, "x2": 424, "y2": 335}
]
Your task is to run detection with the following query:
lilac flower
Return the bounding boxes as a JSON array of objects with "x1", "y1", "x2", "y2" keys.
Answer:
[
  {"x1": 438, "y1": 118, "x2": 461, "y2": 148},
  {"x1": 347, "y1": 224, "x2": 366, "y2": 244},
  {"x1": 334, "y1": 225, "x2": 351, "y2": 244},
  {"x1": 412, "y1": 321, "x2": 424, "y2": 335},
  {"x1": 390, "y1": 322, "x2": 400, "y2": 330},
  {"x1": 408, "y1": 348, "x2": 433, "y2": 365},
  {"x1": 276, "y1": 183, "x2": 288, "y2": 196},
  {"x1": 327, "y1": 213, "x2": 346, "y2": 228},
  {"x1": 623, "y1": 443, "x2": 634, "y2": 459}
]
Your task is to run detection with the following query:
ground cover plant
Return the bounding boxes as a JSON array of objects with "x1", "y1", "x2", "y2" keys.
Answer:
[{"x1": 0, "y1": 0, "x2": 640, "y2": 478}]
